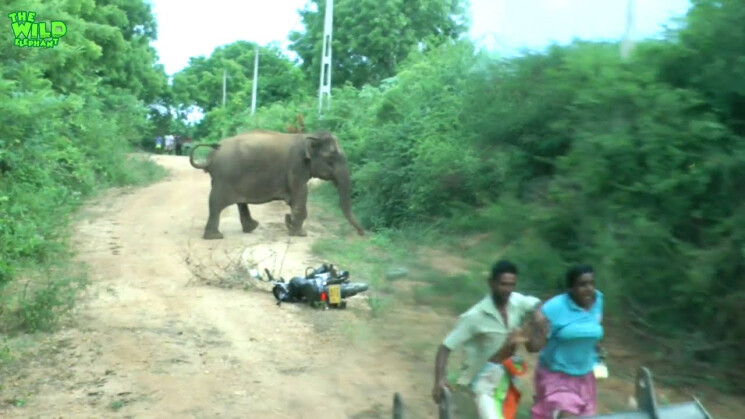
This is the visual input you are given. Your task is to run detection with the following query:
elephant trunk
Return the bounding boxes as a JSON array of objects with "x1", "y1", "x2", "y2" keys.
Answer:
[{"x1": 334, "y1": 163, "x2": 365, "y2": 236}]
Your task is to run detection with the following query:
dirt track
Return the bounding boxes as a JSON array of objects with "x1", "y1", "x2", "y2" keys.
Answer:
[{"x1": 2, "y1": 154, "x2": 427, "y2": 418}]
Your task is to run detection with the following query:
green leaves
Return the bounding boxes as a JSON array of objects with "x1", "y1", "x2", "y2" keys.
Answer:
[
  {"x1": 288, "y1": 0, "x2": 470, "y2": 88},
  {"x1": 171, "y1": 41, "x2": 309, "y2": 114},
  {"x1": 0, "y1": 0, "x2": 167, "y2": 330}
]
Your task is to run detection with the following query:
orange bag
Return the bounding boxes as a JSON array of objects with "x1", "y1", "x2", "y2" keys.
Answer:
[{"x1": 500, "y1": 356, "x2": 528, "y2": 419}]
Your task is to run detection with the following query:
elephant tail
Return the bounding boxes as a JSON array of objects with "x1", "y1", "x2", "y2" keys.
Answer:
[{"x1": 189, "y1": 143, "x2": 220, "y2": 172}]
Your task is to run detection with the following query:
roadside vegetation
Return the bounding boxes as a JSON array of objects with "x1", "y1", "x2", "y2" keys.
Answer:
[
  {"x1": 0, "y1": 0, "x2": 172, "y2": 359},
  {"x1": 2, "y1": 0, "x2": 743, "y2": 408}
]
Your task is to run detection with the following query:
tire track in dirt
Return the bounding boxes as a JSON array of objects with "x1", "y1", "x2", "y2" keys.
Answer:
[{"x1": 0, "y1": 154, "x2": 427, "y2": 418}]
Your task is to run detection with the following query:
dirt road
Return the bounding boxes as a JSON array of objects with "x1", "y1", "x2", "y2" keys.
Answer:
[{"x1": 2, "y1": 154, "x2": 425, "y2": 418}]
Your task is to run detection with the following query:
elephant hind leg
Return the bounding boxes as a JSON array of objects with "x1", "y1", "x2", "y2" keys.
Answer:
[
  {"x1": 203, "y1": 188, "x2": 232, "y2": 240},
  {"x1": 237, "y1": 203, "x2": 259, "y2": 233}
]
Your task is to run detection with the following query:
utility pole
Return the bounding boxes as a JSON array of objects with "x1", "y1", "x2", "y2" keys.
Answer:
[
  {"x1": 620, "y1": 0, "x2": 635, "y2": 60},
  {"x1": 251, "y1": 45, "x2": 259, "y2": 115},
  {"x1": 318, "y1": 0, "x2": 333, "y2": 113},
  {"x1": 222, "y1": 68, "x2": 227, "y2": 106}
]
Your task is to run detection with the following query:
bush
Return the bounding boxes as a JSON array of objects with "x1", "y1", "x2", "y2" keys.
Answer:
[{"x1": 0, "y1": 0, "x2": 168, "y2": 334}]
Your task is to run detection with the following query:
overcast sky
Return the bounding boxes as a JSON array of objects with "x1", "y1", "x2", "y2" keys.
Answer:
[
  {"x1": 148, "y1": 0, "x2": 692, "y2": 124},
  {"x1": 150, "y1": 0, "x2": 692, "y2": 77}
]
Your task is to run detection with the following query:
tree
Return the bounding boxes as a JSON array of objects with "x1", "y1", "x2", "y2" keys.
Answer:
[
  {"x1": 4, "y1": 0, "x2": 168, "y2": 104},
  {"x1": 288, "y1": 0, "x2": 471, "y2": 88},
  {"x1": 1, "y1": 0, "x2": 169, "y2": 328},
  {"x1": 76, "y1": 0, "x2": 168, "y2": 103},
  {"x1": 171, "y1": 41, "x2": 310, "y2": 115},
  {"x1": 656, "y1": 0, "x2": 745, "y2": 137}
]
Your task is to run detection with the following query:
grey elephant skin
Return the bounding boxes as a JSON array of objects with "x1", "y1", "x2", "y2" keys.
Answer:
[{"x1": 188, "y1": 130, "x2": 365, "y2": 240}]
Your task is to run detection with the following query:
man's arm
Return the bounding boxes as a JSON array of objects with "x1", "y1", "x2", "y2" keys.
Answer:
[
  {"x1": 433, "y1": 344, "x2": 451, "y2": 391},
  {"x1": 432, "y1": 314, "x2": 474, "y2": 403}
]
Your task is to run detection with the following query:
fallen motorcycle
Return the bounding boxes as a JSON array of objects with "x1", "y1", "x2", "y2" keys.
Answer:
[{"x1": 258, "y1": 264, "x2": 369, "y2": 309}]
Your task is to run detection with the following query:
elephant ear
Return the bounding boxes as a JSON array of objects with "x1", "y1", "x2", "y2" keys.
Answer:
[
  {"x1": 307, "y1": 135, "x2": 321, "y2": 147},
  {"x1": 304, "y1": 134, "x2": 330, "y2": 159},
  {"x1": 303, "y1": 135, "x2": 319, "y2": 160},
  {"x1": 307, "y1": 133, "x2": 340, "y2": 155}
]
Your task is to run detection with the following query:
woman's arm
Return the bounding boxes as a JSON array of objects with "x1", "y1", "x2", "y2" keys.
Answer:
[
  {"x1": 487, "y1": 306, "x2": 551, "y2": 363},
  {"x1": 525, "y1": 306, "x2": 550, "y2": 353},
  {"x1": 488, "y1": 328, "x2": 528, "y2": 363}
]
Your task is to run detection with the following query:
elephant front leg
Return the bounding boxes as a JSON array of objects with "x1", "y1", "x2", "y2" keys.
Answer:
[
  {"x1": 284, "y1": 187, "x2": 309, "y2": 237},
  {"x1": 237, "y1": 203, "x2": 259, "y2": 233}
]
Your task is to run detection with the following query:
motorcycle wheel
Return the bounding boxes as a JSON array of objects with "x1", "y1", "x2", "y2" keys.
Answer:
[{"x1": 340, "y1": 283, "x2": 369, "y2": 298}]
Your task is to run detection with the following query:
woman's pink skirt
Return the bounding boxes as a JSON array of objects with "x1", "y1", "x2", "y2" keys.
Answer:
[{"x1": 530, "y1": 364, "x2": 597, "y2": 418}]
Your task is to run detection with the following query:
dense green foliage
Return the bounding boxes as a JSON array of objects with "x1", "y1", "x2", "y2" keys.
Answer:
[
  {"x1": 171, "y1": 41, "x2": 310, "y2": 141},
  {"x1": 0, "y1": 0, "x2": 167, "y2": 332},
  {"x1": 172, "y1": 41, "x2": 309, "y2": 113},
  {"x1": 194, "y1": 0, "x2": 744, "y2": 392},
  {"x1": 288, "y1": 0, "x2": 470, "y2": 88}
]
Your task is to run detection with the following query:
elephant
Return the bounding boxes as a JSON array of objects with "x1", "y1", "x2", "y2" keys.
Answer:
[{"x1": 188, "y1": 130, "x2": 365, "y2": 240}]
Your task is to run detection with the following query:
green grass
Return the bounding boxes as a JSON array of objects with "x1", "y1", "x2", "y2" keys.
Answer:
[
  {"x1": 309, "y1": 182, "x2": 560, "y2": 318},
  {"x1": 114, "y1": 153, "x2": 170, "y2": 187},
  {"x1": 309, "y1": 231, "x2": 401, "y2": 318},
  {"x1": 0, "y1": 260, "x2": 89, "y2": 334},
  {"x1": 109, "y1": 400, "x2": 125, "y2": 411},
  {"x1": 0, "y1": 151, "x2": 167, "y2": 375}
]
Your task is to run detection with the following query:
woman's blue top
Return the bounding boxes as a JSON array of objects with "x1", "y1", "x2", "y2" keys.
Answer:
[{"x1": 538, "y1": 291, "x2": 604, "y2": 376}]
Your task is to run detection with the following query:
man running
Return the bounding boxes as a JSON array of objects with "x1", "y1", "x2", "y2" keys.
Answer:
[{"x1": 432, "y1": 260, "x2": 546, "y2": 418}]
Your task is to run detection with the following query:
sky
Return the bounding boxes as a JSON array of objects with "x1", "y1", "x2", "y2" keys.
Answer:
[{"x1": 149, "y1": 0, "x2": 693, "y2": 77}]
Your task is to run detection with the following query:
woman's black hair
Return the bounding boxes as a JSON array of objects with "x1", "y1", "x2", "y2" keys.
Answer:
[{"x1": 566, "y1": 264, "x2": 594, "y2": 288}]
